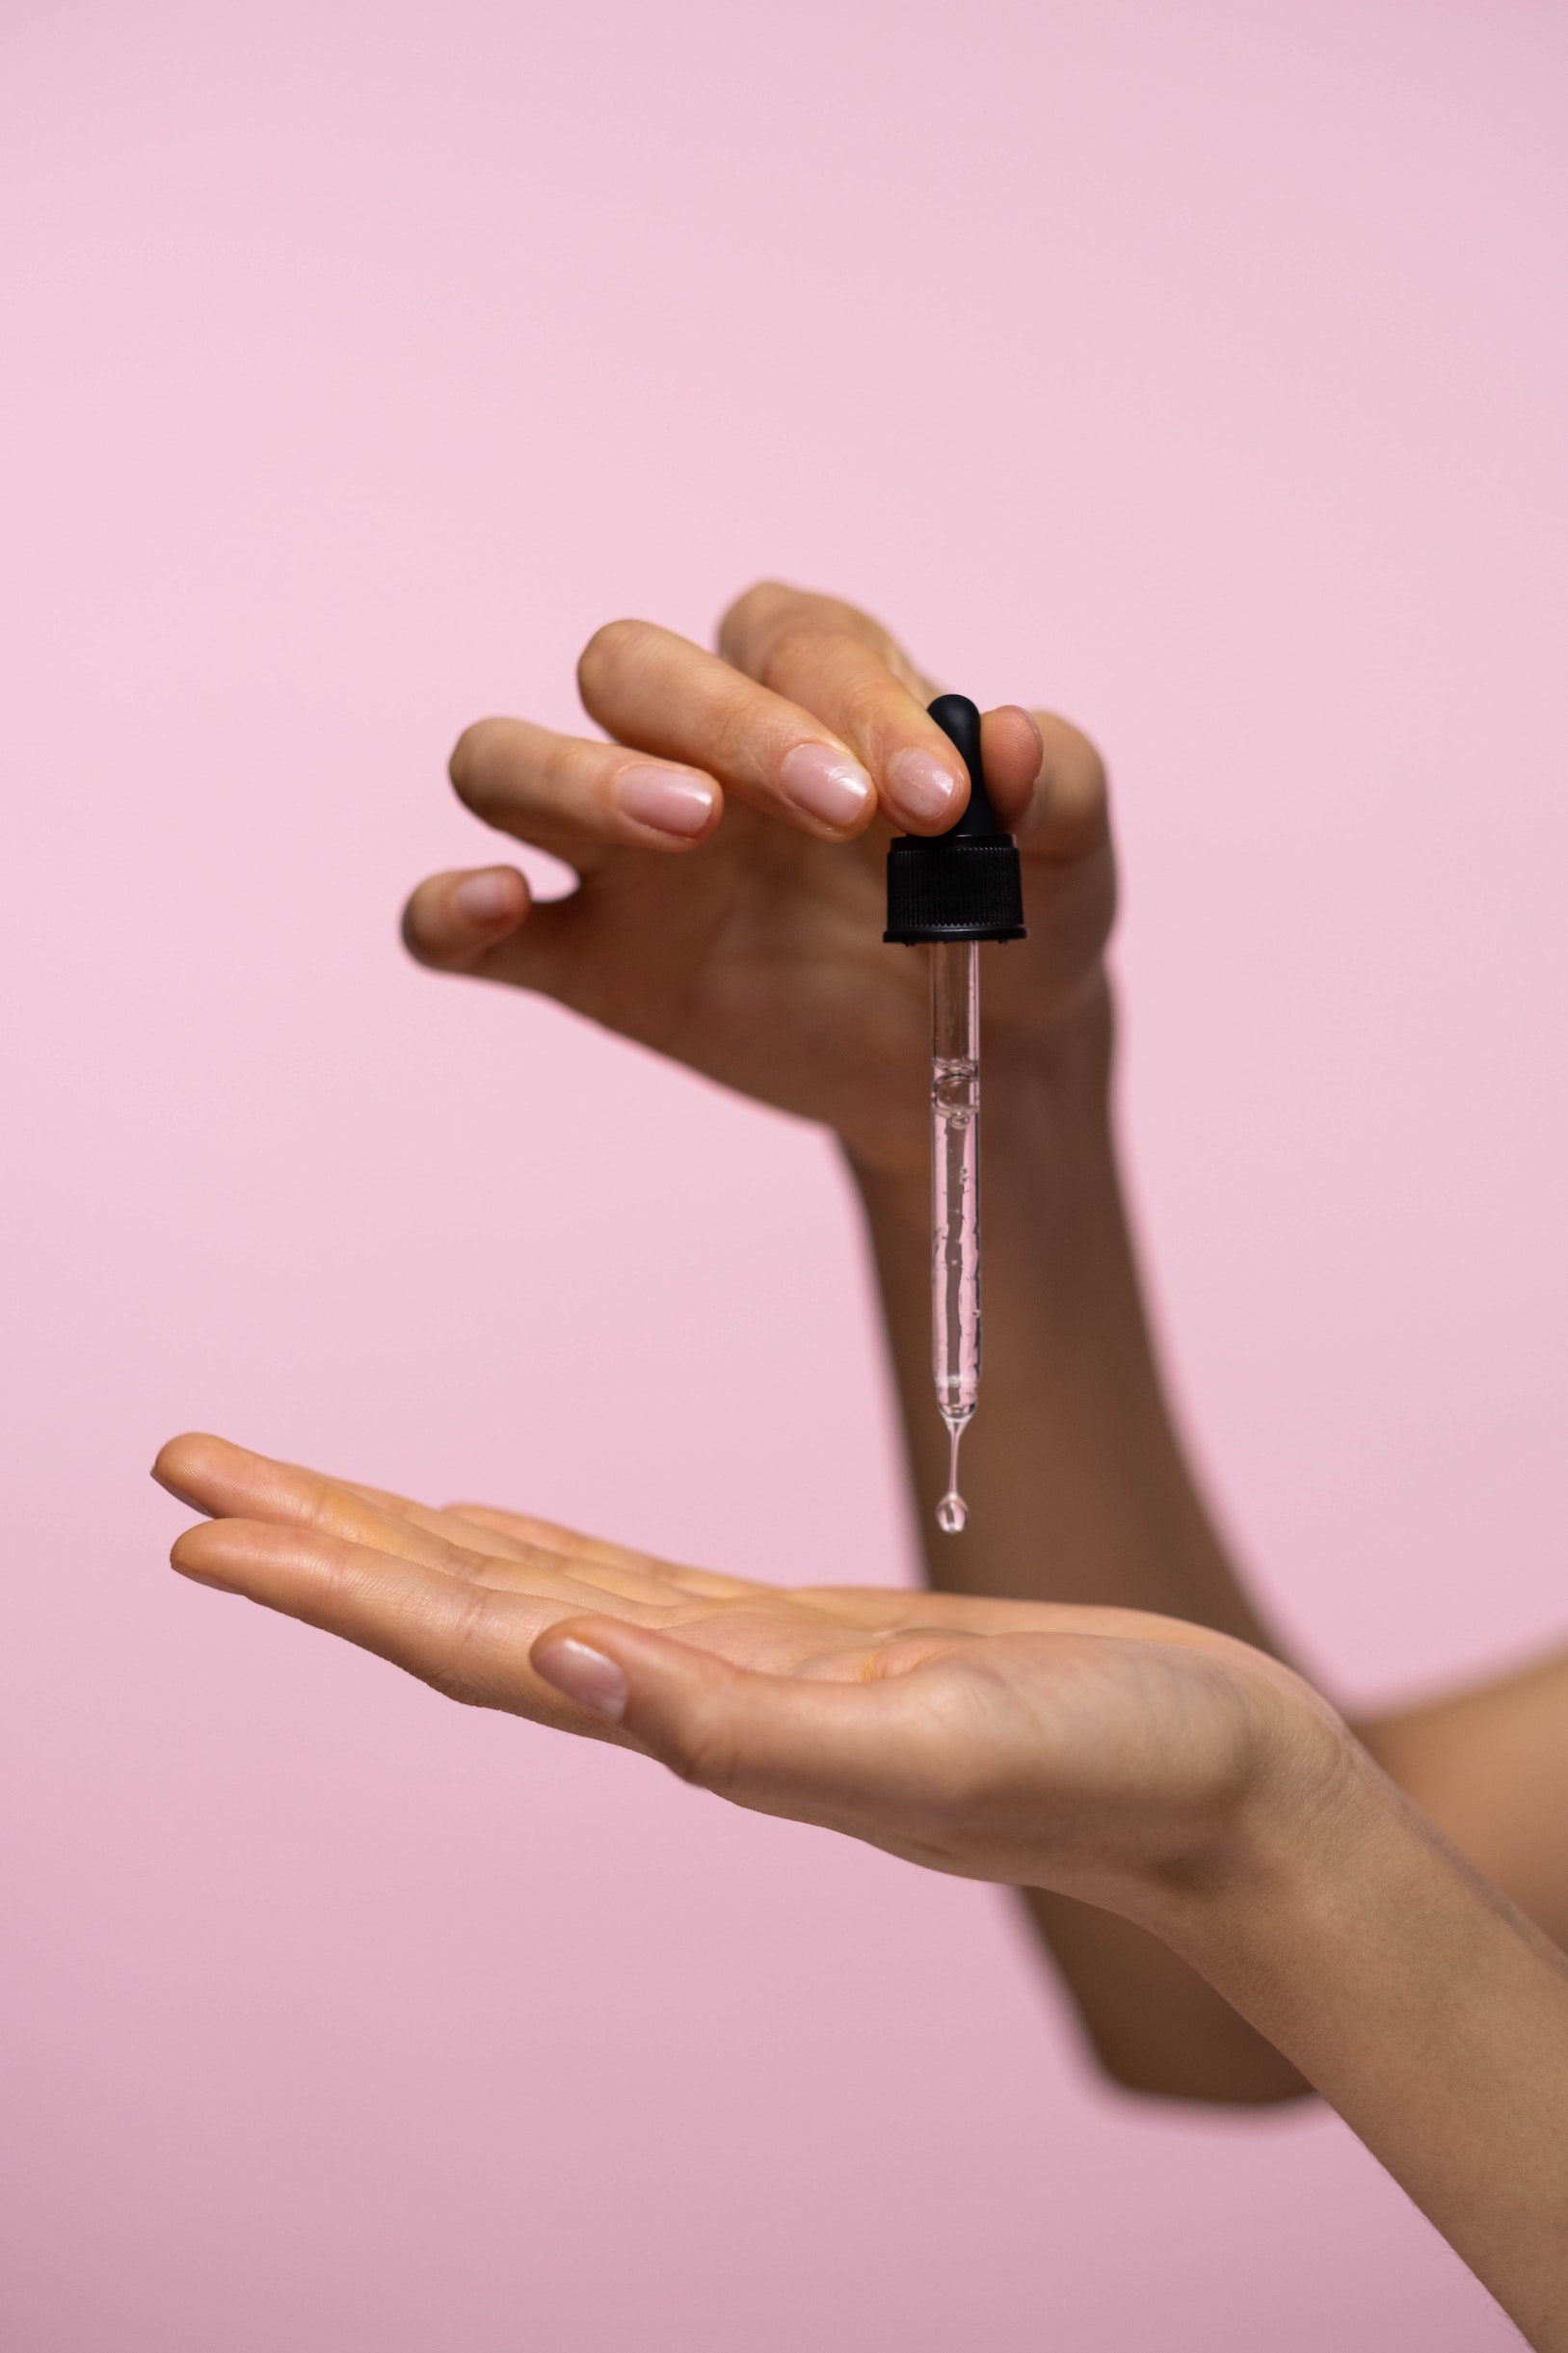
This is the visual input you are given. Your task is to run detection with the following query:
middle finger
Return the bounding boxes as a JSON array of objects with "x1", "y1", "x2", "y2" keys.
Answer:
[{"x1": 577, "y1": 619, "x2": 969, "y2": 840}]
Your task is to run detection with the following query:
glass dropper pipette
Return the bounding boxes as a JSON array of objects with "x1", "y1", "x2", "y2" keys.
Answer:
[
  {"x1": 884, "y1": 694, "x2": 1027, "y2": 1536},
  {"x1": 930, "y1": 936, "x2": 981, "y2": 1529}
]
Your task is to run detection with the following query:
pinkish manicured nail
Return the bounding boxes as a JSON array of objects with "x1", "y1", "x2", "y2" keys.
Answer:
[
  {"x1": 616, "y1": 765, "x2": 716, "y2": 838},
  {"x1": 778, "y1": 742, "x2": 874, "y2": 830},
  {"x1": 453, "y1": 870, "x2": 519, "y2": 924},
  {"x1": 534, "y1": 1638, "x2": 628, "y2": 1722},
  {"x1": 888, "y1": 747, "x2": 964, "y2": 824}
]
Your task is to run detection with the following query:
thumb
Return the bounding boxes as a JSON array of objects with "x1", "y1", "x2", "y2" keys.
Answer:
[{"x1": 530, "y1": 1618, "x2": 912, "y2": 1827}]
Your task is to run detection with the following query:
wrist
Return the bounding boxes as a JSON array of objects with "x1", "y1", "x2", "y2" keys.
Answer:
[
  {"x1": 1139, "y1": 1709, "x2": 1395, "y2": 1997},
  {"x1": 1140, "y1": 1699, "x2": 1568, "y2": 2337}
]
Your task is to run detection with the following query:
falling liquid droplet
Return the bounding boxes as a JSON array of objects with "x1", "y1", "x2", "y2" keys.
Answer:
[{"x1": 936, "y1": 1412, "x2": 969, "y2": 1535}]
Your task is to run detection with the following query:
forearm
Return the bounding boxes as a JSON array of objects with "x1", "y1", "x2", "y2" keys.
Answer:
[
  {"x1": 849, "y1": 982, "x2": 1310, "y2": 2099},
  {"x1": 1359, "y1": 1651, "x2": 1568, "y2": 1952},
  {"x1": 1156, "y1": 1754, "x2": 1568, "y2": 2347}
]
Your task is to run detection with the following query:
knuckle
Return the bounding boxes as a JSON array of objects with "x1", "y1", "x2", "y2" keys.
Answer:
[
  {"x1": 577, "y1": 617, "x2": 651, "y2": 705},
  {"x1": 754, "y1": 620, "x2": 832, "y2": 696},
  {"x1": 719, "y1": 579, "x2": 812, "y2": 675},
  {"x1": 704, "y1": 700, "x2": 765, "y2": 780},
  {"x1": 759, "y1": 628, "x2": 898, "y2": 737},
  {"x1": 426, "y1": 1671, "x2": 492, "y2": 1711},
  {"x1": 435, "y1": 1583, "x2": 508, "y2": 1706},
  {"x1": 666, "y1": 1705, "x2": 742, "y2": 1797},
  {"x1": 721, "y1": 578, "x2": 793, "y2": 639}
]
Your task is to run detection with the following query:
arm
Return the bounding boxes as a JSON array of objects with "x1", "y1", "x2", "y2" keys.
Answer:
[
  {"x1": 1359, "y1": 1648, "x2": 1568, "y2": 1952},
  {"x1": 401, "y1": 580, "x2": 1309, "y2": 2099},
  {"x1": 153, "y1": 1435, "x2": 1568, "y2": 2347},
  {"x1": 1167, "y1": 1761, "x2": 1568, "y2": 2349},
  {"x1": 403, "y1": 585, "x2": 1568, "y2": 2097}
]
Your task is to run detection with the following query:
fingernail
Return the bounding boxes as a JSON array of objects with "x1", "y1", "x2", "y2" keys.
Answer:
[
  {"x1": 778, "y1": 742, "x2": 874, "y2": 830},
  {"x1": 888, "y1": 747, "x2": 963, "y2": 824},
  {"x1": 616, "y1": 764, "x2": 716, "y2": 839},
  {"x1": 534, "y1": 1638, "x2": 627, "y2": 1722},
  {"x1": 453, "y1": 870, "x2": 518, "y2": 924}
]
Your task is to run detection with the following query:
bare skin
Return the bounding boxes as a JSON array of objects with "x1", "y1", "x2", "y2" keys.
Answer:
[
  {"x1": 153, "y1": 1434, "x2": 1568, "y2": 2352},
  {"x1": 1361, "y1": 1657, "x2": 1568, "y2": 1956},
  {"x1": 388, "y1": 582, "x2": 1568, "y2": 2101},
  {"x1": 402, "y1": 583, "x2": 1301, "y2": 2098}
]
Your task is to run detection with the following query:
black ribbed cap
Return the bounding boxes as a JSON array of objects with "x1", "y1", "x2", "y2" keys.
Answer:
[{"x1": 884, "y1": 694, "x2": 1027, "y2": 944}]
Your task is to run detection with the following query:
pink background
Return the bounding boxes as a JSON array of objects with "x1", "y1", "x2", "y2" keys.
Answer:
[{"x1": 3, "y1": 3, "x2": 1565, "y2": 2345}]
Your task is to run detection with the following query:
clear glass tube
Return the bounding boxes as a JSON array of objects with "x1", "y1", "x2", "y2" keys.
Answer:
[{"x1": 931, "y1": 939, "x2": 980, "y2": 1532}]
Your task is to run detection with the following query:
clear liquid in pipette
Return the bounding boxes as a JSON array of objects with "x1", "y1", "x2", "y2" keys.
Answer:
[{"x1": 931, "y1": 940, "x2": 980, "y2": 1535}]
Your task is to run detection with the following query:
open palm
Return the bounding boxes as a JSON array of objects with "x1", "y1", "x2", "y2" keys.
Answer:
[{"x1": 155, "y1": 1433, "x2": 1343, "y2": 1922}]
